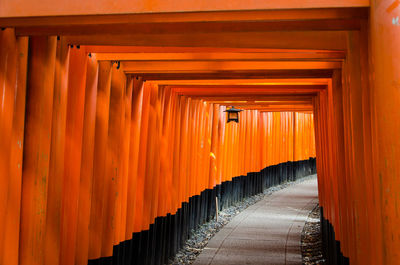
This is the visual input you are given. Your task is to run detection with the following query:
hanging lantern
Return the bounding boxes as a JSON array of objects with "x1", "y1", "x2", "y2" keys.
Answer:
[{"x1": 224, "y1": 106, "x2": 243, "y2": 123}]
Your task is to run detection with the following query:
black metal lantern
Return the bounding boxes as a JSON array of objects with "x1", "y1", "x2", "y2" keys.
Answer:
[{"x1": 224, "y1": 106, "x2": 243, "y2": 123}]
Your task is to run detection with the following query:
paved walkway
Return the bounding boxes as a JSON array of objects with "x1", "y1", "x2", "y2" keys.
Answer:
[{"x1": 193, "y1": 176, "x2": 318, "y2": 265}]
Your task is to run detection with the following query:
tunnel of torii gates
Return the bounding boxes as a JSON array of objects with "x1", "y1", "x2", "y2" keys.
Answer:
[{"x1": 0, "y1": 1, "x2": 399, "y2": 265}]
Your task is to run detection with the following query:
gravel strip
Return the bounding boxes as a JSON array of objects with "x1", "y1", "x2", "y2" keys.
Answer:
[
  {"x1": 169, "y1": 174, "x2": 317, "y2": 265},
  {"x1": 301, "y1": 204, "x2": 325, "y2": 265}
]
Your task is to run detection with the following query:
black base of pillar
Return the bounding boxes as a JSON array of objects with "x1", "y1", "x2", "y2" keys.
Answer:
[{"x1": 320, "y1": 207, "x2": 350, "y2": 265}]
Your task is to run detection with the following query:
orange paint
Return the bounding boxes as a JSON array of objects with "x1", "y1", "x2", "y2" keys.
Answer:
[
  {"x1": 59, "y1": 46, "x2": 88, "y2": 265},
  {"x1": 4, "y1": 3, "x2": 397, "y2": 265},
  {"x1": 75, "y1": 51, "x2": 98, "y2": 265},
  {"x1": 0, "y1": 30, "x2": 28, "y2": 265},
  {"x1": 19, "y1": 36, "x2": 57, "y2": 265},
  {"x1": 88, "y1": 61, "x2": 112, "y2": 260},
  {"x1": 44, "y1": 37, "x2": 70, "y2": 265},
  {"x1": 100, "y1": 64, "x2": 125, "y2": 256}
]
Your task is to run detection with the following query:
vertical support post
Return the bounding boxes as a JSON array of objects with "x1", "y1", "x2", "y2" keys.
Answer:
[
  {"x1": 59, "y1": 45, "x2": 88, "y2": 265},
  {"x1": 75, "y1": 51, "x2": 99, "y2": 265},
  {"x1": 44, "y1": 37, "x2": 69, "y2": 265},
  {"x1": 88, "y1": 61, "x2": 112, "y2": 260},
  {"x1": 0, "y1": 30, "x2": 29, "y2": 265},
  {"x1": 19, "y1": 36, "x2": 57, "y2": 265}
]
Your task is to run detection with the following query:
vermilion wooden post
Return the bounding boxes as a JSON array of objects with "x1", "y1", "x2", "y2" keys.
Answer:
[
  {"x1": 227, "y1": 113, "x2": 233, "y2": 179},
  {"x1": 235, "y1": 117, "x2": 240, "y2": 174},
  {"x1": 185, "y1": 97, "x2": 193, "y2": 201},
  {"x1": 193, "y1": 101, "x2": 201, "y2": 195},
  {"x1": 169, "y1": 93, "x2": 179, "y2": 214},
  {"x1": 74, "y1": 51, "x2": 99, "y2": 265},
  {"x1": 0, "y1": 29, "x2": 18, "y2": 265},
  {"x1": 267, "y1": 112, "x2": 273, "y2": 167},
  {"x1": 88, "y1": 61, "x2": 112, "y2": 260},
  {"x1": 370, "y1": 2, "x2": 400, "y2": 263},
  {"x1": 273, "y1": 112, "x2": 277, "y2": 165},
  {"x1": 217, "y1": 107, "x2": 225, "y2": 185},
  {"x1": 158, "y1": 86, "x2": 173, "y2": 217},
  {"x1": 260, "y1": 113, "x2": 266, "y2": 167},
  {"x1": 251, "y1": 112, "x2": 255, "y2": 172},
  {"x1": 220, "y1": 105, "x2": 225, "y2": 181},
  {"x1": 251, "y1": 111, "x2": 257, "y2": 171},
  {"x1": 294, "y1": 113, "x2": 299, "y2": 161},
  {"x1": 44, "y1": 37, "x2": 69, "y2": 265},
  {"x1": 179, "y1": 96, "x2": 189, "y2": 203},
  {"x1": 0, "y1": 31, "x2": 28, "y2": 265},
  {"x1": 325, "y1": 78, "x2": 341, "y2": 256},
  {"x1": 186, "y1": 99, "x2": 195, "y2": 198},
  {"x1": 359, "y1": 22, "x2": 379, "y2": 265},
  {"x1": 119, "y1": 76, "x2": 133, "y2": 241},
  {"x1": 19, "y1": 36, "x2": 57, "y2": 265},
  {"x1": 205, "y1": 103, "x2": 213, "y2": 191},
  {"x1": 114, "y1": 72, "x2": 127, "y2": 246},
  {"x1": 240, "y1": 109, "x2": 247, "y2": 175},
  {"x1": 193, "y1": 100, "x2": 200, "y2": 194},
  {"x1": 125, "y1": 76, "x2": 143, "y2": 235},
  {"x1": 101, "y1": 64, "x2": 125, "y2": 257},
  {"x1": 59, "y1": 46, "x2": 88, "y2": 265},
  {"x1": 340, "y1": 61, "x2": 354, "y2": 261},
  {"x1": 142, "y1": 82, "x2": 156, "y2": 228},
  {"x1": 134, "y1": 82, "x2": 151, "y2": 231},
  {"x1": 226, "y1": 119, "x2": 233, "y2": 180},
  {"x1": 256, "y1": 111, "x2": 261, "y2": 170},
  {"x1": 330, "y1": 70, "x2": 349, "y2": 260},
  {"x1": 172, "y1": 94, "x2": 182, "y2": 212},
  {"x1": 204, "y1": 102, "x2": 211, "y2": 191},
  {"x1": 195, "y1": 101, "x2": 202, "y2": 194},
  {"x1": 203, "y1": 103, "x2": 211, "y2": 192},
  {"x1": 146, "y1": 83, "x2": 161, "y2": 225},
  {"x1": 156, "y1": 86, "x2": 166, "y2": 218},
  {"x1": 253, "y1": 110, "x2": 257, "y2": 171},
  {"x1": 281, "y1": 112, "x2": 287, "y2": 164},
  {"x1": 208, "y1": 104, "x2": 219, "y2": 189},
  {"x1": 195, "y1": 101, "x2": 202, "y2": 196},
  {"x1": 114, "y1": 66, "x2": 128, "y2": 245},
  {"x1": 288, "y1": 112, "x2": 293, "y2": 163}
]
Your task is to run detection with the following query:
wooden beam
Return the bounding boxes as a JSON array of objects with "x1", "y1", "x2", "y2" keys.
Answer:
[
  {"x1": 94, "y1": 52, "x2": 345, "y2": 61},
  {"x1": 64, "y1": 31, "x2": 348, "y2": 50},
  {"x1": 15, "y1": 19, "x2": 362, "y2": 36},
  {"x1": 169, "y1": 85, "x2": 325, "y2": 95},
  {"x1": 121, "y1": 60, "x2": 341, "y2": 73},
  {"x1": 0, "y1": 4, "x2": 369, "y2": 20},
  {"x1": 84, "y1": 46, "x2": 341, "y2": 54},
  {"x1": 136, "y1": 70, "x2": 334, "y2": 80},
  {"x1": 150, "y1": 78, "x2": 331, "y2": 86},
  {"x1": 236, "y1": 104, "x2": 313, "y2": 109},
  {"x1": 259, "y1": 106, "x2": 314, "y2": 111},
  {"x1": 207, "y1": 101, "x2": 313, "y2": 105},
  {"x1": 193, "y1": 96, "x2": 313, "y2": 102}
]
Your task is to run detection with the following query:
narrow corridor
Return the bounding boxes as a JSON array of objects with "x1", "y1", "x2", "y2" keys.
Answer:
[
  {"x1": 1, "y1": 1, "x2": 400, "y2": 264},
  {"x1": 194, "y1": 176, "x2": 318, "y2": 265}
]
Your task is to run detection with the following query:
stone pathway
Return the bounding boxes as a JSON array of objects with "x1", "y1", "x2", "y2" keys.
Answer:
[{"x1": 193, "y1": 176, "x2": 318, "y2": 265}]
